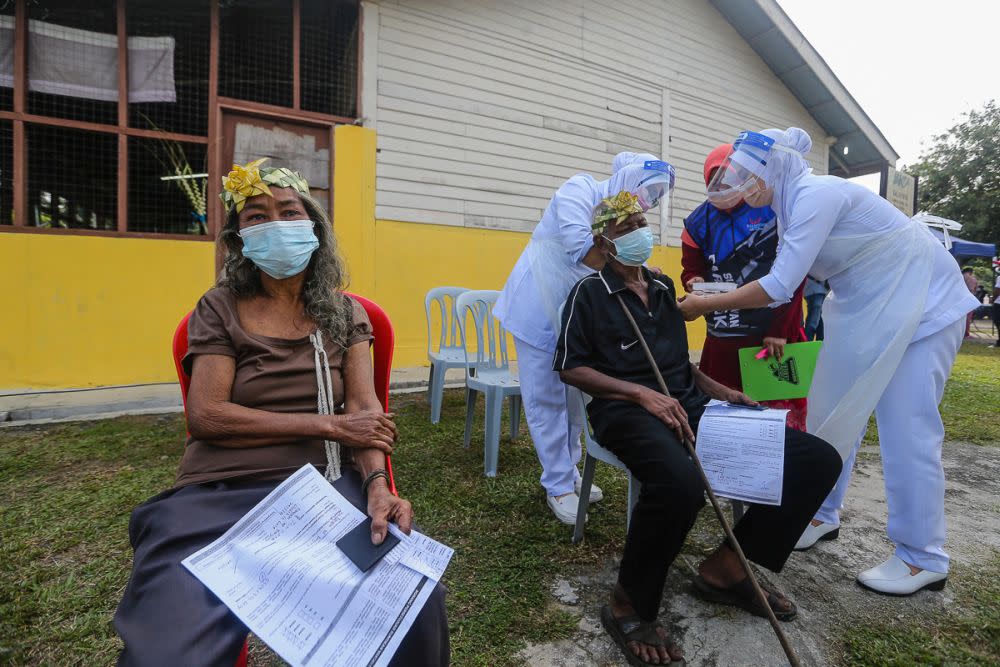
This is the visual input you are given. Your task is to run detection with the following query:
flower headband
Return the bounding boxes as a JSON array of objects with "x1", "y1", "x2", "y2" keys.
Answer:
[
  {"x1": 591, "y1": 191, "x2": 643, "y2": 235},
  {"x1": 220, "y1": 158, "x2": 311, "y2": 214}
]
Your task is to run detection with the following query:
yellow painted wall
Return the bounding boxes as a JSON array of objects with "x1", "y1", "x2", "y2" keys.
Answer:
[
  {"x1": 0, "y1": 233, "x2": 215, "y2": 389},
  {"x1": 363, "y1": 224, "x2": 703, "y2": 367}
]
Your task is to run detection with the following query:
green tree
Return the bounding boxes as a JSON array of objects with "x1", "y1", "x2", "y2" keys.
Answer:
[{"x1": 907, "y1": 100, "x2": 1000, "y2": 248}]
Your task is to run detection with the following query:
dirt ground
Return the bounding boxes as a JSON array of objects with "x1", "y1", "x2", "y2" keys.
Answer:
[{"x1": 518, "y1": 441, "x2": 1000, "y2": 666}]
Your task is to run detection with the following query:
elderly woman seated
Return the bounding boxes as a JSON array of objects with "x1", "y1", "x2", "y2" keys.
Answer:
[{"x1": 113, "y1": 160, "x2": 449, "y2": 666}]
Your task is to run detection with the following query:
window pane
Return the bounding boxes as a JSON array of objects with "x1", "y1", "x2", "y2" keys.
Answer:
[
  {"x1": 219, "y1": 1, "x2": 292, "y2": 108},
  {"x1": 128, "y1": 0, "x2": 209, "y2": 137},
  {"x1": 26, "y1": 1, "x2": 119, "y2": 126},
  {"x1": 0, "y1": 3, "x2": 13, "y2": 111},
  {"x1": 128, "y1": 136, "x2": 207, "y2": 235},
  {"x1": 1, "y1": 121, "x2": 12, "y2": 225},
  {"x1": 300, "y1": 0, "x2": 358, "y2": 118},
  {"x1": 27, "y1": 124, "x2": 117, "y2": 230}
]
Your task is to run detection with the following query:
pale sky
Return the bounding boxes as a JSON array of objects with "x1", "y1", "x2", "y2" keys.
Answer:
[{"x1": 776, "y1": 0, "x2": 1000, "y2": 174}]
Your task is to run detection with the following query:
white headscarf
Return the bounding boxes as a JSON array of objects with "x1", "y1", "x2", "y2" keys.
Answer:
[
  {"x1": 611, "y1": 151, "x2": 659, "y2": 175},
  {"x1": 759, "y1": 127, "x2": 813, "y2": 224}
]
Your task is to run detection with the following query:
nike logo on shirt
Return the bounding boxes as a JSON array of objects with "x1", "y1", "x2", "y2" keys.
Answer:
[{"x1": 621, "y1": 340, "x2": 638, "y2": 351}]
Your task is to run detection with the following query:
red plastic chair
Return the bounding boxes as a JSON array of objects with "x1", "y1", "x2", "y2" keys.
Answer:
[{"x1": 169, "y1": 291, "x2": 398, "y2": 666}]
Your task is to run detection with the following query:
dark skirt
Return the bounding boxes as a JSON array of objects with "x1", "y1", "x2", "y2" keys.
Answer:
[{"x1": 113, "y1": 468, "x2": 449, "y2": 667}]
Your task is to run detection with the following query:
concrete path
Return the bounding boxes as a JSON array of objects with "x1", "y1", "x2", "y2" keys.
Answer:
[{"x1": 519, "y1": 441, "x2": 1000, "y2": 666}]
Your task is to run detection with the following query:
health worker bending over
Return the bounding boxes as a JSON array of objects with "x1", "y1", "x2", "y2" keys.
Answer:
[
  {"x1": 494, "y1": 153, "x2": 674, "y2": 525},
  {"x1": 679, "y1": 128, "x2": 979, "y2": 596}
]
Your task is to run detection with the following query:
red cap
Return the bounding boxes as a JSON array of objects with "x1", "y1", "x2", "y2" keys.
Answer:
[{"x1": 703, "y1": 143, "x2": 733, "y2": 187}]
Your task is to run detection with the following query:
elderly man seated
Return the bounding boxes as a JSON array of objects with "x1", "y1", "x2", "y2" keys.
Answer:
[{"x1": 555, "y1": 204, "x2": 841, "y2": 666}]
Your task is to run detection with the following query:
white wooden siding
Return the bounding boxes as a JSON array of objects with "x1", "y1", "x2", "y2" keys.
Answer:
[{"x1": 372, "y1": 0, "x2": 829, "y2": 245}]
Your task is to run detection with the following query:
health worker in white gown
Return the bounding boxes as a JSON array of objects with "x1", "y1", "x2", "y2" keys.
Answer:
[
  {"x1": 678, "y1": 128, "x2": 979, "y2": 596},
  {"x1": 494, "y1": 153, "x2": 675, "y2": 525}
]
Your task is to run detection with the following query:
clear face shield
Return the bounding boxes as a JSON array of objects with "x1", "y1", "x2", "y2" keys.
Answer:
[
  {"x1": 634, "y1": 159, "x2": 675, "y2": 222},
  {"x1": 705, "y1": 131, "x2": 775, "y2": 208}
]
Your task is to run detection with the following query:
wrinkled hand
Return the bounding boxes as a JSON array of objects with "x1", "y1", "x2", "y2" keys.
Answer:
[
  {"x1": 677, "y1": 293, "x2": 712, "y2": 321},
  {"x1": 762, "y1": 337, "x2": 786, "y2": 361},
  {"x1": 367, "y1": 483, "x2": 413, "y2": 545},
  {"x1": 638, "y1": 388, "x2": 695, "y2": 442},
  {"x1": 330, "y1": 411, "x2": 397, "y2": 454},
  {"x1": 721, "y1": 388, "x2": 759, "y2": 408}
]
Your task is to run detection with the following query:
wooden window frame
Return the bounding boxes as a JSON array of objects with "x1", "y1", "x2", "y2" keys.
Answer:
[{"x1": 1, "y1": 0, "x2": 360, "y2": 242}]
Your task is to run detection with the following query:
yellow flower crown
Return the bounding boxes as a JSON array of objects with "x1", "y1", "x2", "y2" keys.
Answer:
[
  {"x1": 220, "y1": 158, "x2": 311, "y2": 213},
  {"x1": 592, "y1": 191, "x2": 642, "y2": 235}
]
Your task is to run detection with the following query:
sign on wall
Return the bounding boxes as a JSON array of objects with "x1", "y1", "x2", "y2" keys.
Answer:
[{"x1": 879, "y1": 166, "x2": 917, "y2": 217}]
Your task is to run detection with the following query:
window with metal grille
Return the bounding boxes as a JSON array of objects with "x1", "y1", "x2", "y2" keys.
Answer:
[
  {"x1": 0, "y1": 3, "x2": 13, "y2": 112},
  {"x1": 1, "y1": 120, "x2": 11, "y2": 225},
  {"x1": 27, "y1": 124, "x2": 117, "y2": 230},
  {"x1": 26, "y1": 1, "x2": 119, "y2": 126},
  {"x1": 128, "y1": 0, "x2": 209, "y2": 137},
  {"x1": 219, "y1": 0, "x2": 293, "y2": 108},
  {"x1": 300, "y1": 0, "x2": 358, "y2": 118},
  {"x1": 128, "y1": 137, "x2": 207, "y2": 235}
]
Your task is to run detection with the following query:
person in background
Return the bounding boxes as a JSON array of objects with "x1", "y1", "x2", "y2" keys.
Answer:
[
  {"x1": 992, "y1": 271, "x2": 1000, "y2": 348},
  {"x1": 681, "y1": 144, "x2": 807, "y2": 430},
  {"x1": 803, "y1": 276, "x2": 829, "y2": 341},
  {"x1": 963, "y1": 267, "x2": 979, "y2": 338},
  {"x1": 494, "y1": 153, "x2": 674, "y2": 525}
]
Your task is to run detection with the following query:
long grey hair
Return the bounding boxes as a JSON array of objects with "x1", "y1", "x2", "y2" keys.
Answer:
[{"x1": 218, "y1": 193, "x2": 355, "y2": 349}]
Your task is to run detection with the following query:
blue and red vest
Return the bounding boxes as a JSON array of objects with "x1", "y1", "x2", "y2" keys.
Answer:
[{"x1": 683, "y1": 201, "x2": 778, "y2": 337}]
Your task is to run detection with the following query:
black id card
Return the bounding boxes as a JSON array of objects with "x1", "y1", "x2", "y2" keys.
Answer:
[{"x1": 336, "y1": 517, "x2": 401, "y2": 572}]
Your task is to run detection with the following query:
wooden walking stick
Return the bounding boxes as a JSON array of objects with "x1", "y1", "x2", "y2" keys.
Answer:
[{"x1": 614, "y1": 295, "x2": 802, "y2": 667}]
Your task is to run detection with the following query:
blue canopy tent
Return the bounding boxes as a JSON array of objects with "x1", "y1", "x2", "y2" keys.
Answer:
[{"x1": 927, "y1": 228, "x2": 996, "y2": 260}]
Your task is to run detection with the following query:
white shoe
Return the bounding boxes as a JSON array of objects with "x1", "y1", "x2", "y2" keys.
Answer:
[
  {"x1": 574, "y1": 478, "x2": 604, "y2": 503},
  {"x1": 856, "y1": 555, "x2": 947, "y2": 596},
  {"x1": 793, "y1": 521, "x2": 840, "y2": 551},
  {"x1": 547, "y1": 493, "x2": 586, "y2": 526}
]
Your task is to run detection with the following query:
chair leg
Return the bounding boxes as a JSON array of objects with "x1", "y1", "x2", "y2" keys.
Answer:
[
  {"x1": 429, "y1": 361, "x2": 448, "y2": 424},
  {"x1": 509, "y1": 394, "x2": 521, "y2": 440},
  {"x1": 626, "y1": 476, "x2": 642, "y2": 529},
  {"x1": 463, "y1": 388, "x2": 477, "y2": 449},
  {"x1": 483, "y1": 390, "x2": 504, "y2": 477},
  {"x1": 731, "y1": 500, "x2": 746, "y2": 523},
  {"x1": 572, "y1": 454, "x2": 596, "y2": 544}
]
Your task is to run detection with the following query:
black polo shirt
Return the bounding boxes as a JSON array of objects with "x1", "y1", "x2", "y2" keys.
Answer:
[{"x1": 554, "y1": 265, "x2": 708, "y2": 421}]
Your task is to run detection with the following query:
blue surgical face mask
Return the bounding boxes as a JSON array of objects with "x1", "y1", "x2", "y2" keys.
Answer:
[
  {"x1": 605, "y1": 227, "x2": 654, "y2": 267},
  {"x1": 239, "y1": 219, "x2": 319, "y2": 279}
]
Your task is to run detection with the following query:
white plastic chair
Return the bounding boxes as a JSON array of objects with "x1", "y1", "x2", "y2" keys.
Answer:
[
  {"x1": 455, "y1": 290, "x2": 522, "y2": 477},
  {"x1": 425, "y1": 287, "x2": 470, "y2": 424},
  {"x1": 573, "y1": 393, "x2": 641, "y2": 544}
]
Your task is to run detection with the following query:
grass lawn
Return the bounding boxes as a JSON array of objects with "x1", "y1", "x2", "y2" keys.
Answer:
[{"x1": 0, "y1": 342, "x2": 997, "y2": 665}]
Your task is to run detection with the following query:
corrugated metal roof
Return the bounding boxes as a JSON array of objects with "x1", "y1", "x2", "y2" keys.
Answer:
[{"x1": 711, "y1": 0, "x2": 899, "y2": 176}]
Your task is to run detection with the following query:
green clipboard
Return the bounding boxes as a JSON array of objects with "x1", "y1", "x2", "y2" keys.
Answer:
[{"x1": 738, "y1": 341, "x2": 822, "y2": 401}]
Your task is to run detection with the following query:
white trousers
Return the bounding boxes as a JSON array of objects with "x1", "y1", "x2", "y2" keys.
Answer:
[
  {"x1": 814, "y1": 317, "x2": 964, "y2": 573},
  {"x1": 513, "y1": 336, "x2": 584, "y2": 497}
]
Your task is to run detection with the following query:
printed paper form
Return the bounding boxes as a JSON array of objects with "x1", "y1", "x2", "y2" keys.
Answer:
[
  {"x1": 695, "y1": 400, "x2": 787, "y2": 506},
  {"x1": 182, "y1": 464, "x2": 453, "y2": 667}
]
